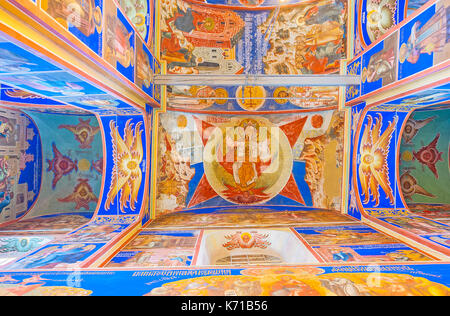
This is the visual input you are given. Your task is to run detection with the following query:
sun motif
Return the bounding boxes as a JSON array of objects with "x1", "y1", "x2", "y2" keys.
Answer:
[
  {"x1": 359, "y1": 114, "x2": 397, "y2": 206},
  {"x1": 105, "y1": 119, "x2": 144, "y2": 213}
]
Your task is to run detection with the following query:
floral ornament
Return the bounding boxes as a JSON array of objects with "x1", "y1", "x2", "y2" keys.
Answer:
[
  {"x1": 359, "y1": 114, "x2": 397, "y2": 206},
  {"x1": 105, "y1": 119, "x2": 143, "y2": 213}
]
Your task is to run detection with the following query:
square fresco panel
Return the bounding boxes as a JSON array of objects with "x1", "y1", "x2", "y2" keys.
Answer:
[
  {"x1": 377, "y1": 216, "x2": 450, "y2": 235},
  {"x1": 361, "y1": 31, "x2": 398, "y2": 95},
  {"x1": 106, "y1": 230, "x2": 200, "y2": 268},
  {"x1": 420, "y1": 233, "x2": 450, "y2": 248},
  {"x1": 314, "y1": 243, "x2": 433, "y2": 263},
  {"x1": 135, "y1": 36, "x2": 154, "y2": 97},
  {"x1": 0, "y1": 235, "x2": 54, "y2": 262},
  {"x1": 40, "y1": 0, "x2": 104, "y2": 56},
  {"x1": 103, "y1": 0, "x2": 136, "y2": 82},
  {"x1": 117, "y1": 0, "x2": 153, "y2": 44},
  {"x1": 5, "y1": 242, "x2": 104, "y2": 270}
]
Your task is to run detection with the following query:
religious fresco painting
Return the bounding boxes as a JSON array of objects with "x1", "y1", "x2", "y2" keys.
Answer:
[
  {"x1": 314, "y1": 244, "x2": 432, "y2": 263},
  {"x1": 135, "y1": 36, "x2": 155, "y2": 97},
  {"x1": 107, "y1": 230, "x2": 200, "y2": 268},
  {"x1": 160, "y1": 0, "x2": 348, "y2": 75},
  {"x1": 117, "y1": 0, "x2": 154, "y2": 45},
  {"x1": 0, "y1": 0, "x2": 448, "y2": 298},
  {"x1": 100, "y1": 115, "x2": 148, "y2": 217},
  {"x1": 353, "y1": 0, "x2": 438, "y2": 56},
  {"x1": 347, "y1": 102, "x2": 366, "y2": 220},
  {"x1": 4, "y1": 242, "x2": 104, "y2": 270},
  {"x1": 146, "y1": 208, "x2": 354, "y2": 230},
  {"x1": 0, "y1": 264, "x2": 447, "y2": 296},
  {"x1": 103, "y1": 0, "x2": 136, "y2": 82},
  {"x1": 0, "y1": 235, "x2": 54, "y2": 267},
  {"x1": 155, "y1": 110, "x2": 345, "y2": 217},
  {"x1": 398, "y1": 0, "x2": 449, "y2": 80},
  {"x1": 167, "y1": 84, "x2": 341, "y2": 112},
  {"x1": 349, "y1": 0, "x2": 449, "y2": 105},
  {"x1": 361, "y1": 32, "x2": 398, "y2": 95},
  {"x1": 0, "y1": 108, "x2": 41, "y2": 224},
  {"x1": 354, "y1": 0, "x2": 401, "y2": 55}
]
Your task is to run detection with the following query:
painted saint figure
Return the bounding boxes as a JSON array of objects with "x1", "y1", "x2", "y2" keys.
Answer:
[{"x1": 0, "y1": 120, "x2": 13, "y2": 141}]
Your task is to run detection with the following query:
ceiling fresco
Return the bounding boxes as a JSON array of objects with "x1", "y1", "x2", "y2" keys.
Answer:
[
  {"x1": 0, "y1": 0, "x2": 447, "y2": 296},
  {"x1": 160, "y1": 0, "x2": 348, "y2": 111}
]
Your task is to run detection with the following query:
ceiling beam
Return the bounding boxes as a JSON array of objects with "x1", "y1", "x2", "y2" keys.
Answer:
[{"x1": 155, "y1": 74, "x2": 361, "y2": 86}]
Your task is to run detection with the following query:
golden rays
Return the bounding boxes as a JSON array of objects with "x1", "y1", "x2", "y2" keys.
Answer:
[
  {"x1": 105, "y1": 119, "x2": 144, "y2": 213},
  {"x1": 359, "y1": 114, "x2": 397, "y2": 206}
]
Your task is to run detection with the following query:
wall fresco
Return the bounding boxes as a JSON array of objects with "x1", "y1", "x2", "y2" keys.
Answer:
[
  {"x1": 161, "y1": 0, "x2": 347, "y2": 111},
  {"x1": 117, "y1": 0, "x2": 154, "y2": 44},
  {"x1": 348, "y1": 0, "x2": 449, "y2": 103},
  {"x1": 147, "y1": 208, "x2": 355, "y2": 230},
  {"x1": 0, "y1": 0, "x2": 448, "y2": 296},
  {"x1": 355, "y1": 109, "x2": 410, "y2": 212},
  {"x1": 0, "y1": 264, "x2": 447, "y2": 295},
  {"x1": 155, "y1": 110, "x2": 344, "y2": 217},
  {"x1": 314, "y1": 244, "x2": 432, "y2": 262},
  {"x1": 4, "y1": 242, "x2": 104, "y2": 270},
  {"x1": 353, "y1": 0, "x2": 434, "y2": 56},
  {"x1": 98, "y1": 115, "x2": 148, "y2": 217}
]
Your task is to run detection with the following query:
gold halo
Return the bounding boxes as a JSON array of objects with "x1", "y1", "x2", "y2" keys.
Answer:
[{"x1": 214, "y1": 88, "x2": 228, "y2": 105}]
